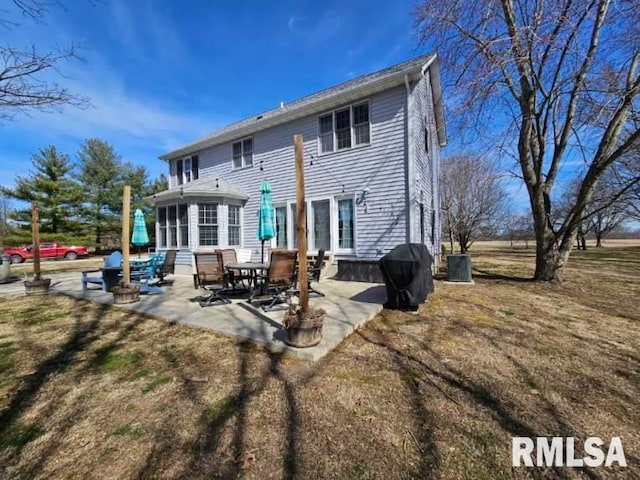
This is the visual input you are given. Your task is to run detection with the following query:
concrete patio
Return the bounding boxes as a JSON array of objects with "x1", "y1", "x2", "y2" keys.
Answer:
[{"x1": 0, "y1": 267, "x2": 385, "y2": 361}]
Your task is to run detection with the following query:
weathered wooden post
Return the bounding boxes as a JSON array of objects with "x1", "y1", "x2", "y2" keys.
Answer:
[
  {"x1": 113, "y1": 184, "x2": 139, "y2": 303},
  {"x1": 282, "y1": 134, "x2": 325, "y2": 348},
  {"x1": 294, "y1": 134, "x2": 309, "y2": 312},
  {"x1": 31, "y1": 200, "x2": 41, "y2": 281},
  {"x1": 122, "y1": 185, "x2": 131, "y2": 286},
  {"x1": 24, "y1": 200, "x2": 51, "y2": 294}
]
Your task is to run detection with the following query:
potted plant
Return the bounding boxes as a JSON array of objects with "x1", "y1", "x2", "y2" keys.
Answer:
[
  {"x1": 112, "y1": 281, "x2": 140, "y2": 304},
  {"x1": 24, "y1": 201, "x2": 51, "y2": 295},
  {"x1": 283, "y1": 303, "x2": 325, "y2": 348},
  {"x1": 282, "y1": 134, "x2": 326, "y2": 348}
]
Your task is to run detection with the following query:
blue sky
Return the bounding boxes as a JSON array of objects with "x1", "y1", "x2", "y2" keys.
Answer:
[{"x1": 0, "y1": 0, "x2": 424, "y2": 190}]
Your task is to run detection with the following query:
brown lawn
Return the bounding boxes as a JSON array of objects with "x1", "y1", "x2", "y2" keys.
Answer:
[{"x1": 0, "y1": 246, "x2": 638, "y2": 479}]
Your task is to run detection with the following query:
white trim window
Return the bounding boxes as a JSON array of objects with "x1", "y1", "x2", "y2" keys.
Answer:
[
  {"x1": 232, "y1": 137, "x2": 253, "y2": 169},
  {"x1": 275, "y1": 205, "x2": 288, "y2": 248},
  {"x1": 337, "y1": 198, "x2": 355, "y2": 250},
  {"x1": 317, "y1": 101, "x2": 370, "y2": 154},
  {"x1": 311, "y1": 199, "x2": 331, "y2": 251},
  {"x1": 228, "y1": 204, "x2": 241, "y2": 246},
  {"x1": 158, "y1": 204, "x2": 189, "y2": 248},
  {"x1": 158, "y1": 207, "x2": 167, "y2": 247},
  {"x1": 280, "y1": 195, "x2": 356, "y2": 253},
  {"x1": 198, "y1": 203, "x2": 219, "y2": 247},
  {"x1": 176, "y1": 155, "x2": 199, "y2": 185}
]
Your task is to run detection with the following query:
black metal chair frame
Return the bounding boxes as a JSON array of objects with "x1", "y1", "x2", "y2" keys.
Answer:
[{"x1": 308, "y1": 249, "x2": 326, "y2": 297}]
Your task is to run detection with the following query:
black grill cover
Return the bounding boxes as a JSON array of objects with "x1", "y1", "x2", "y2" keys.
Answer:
[{"x1": 379, "y1": 244, "x2": 434, "y2": 310}]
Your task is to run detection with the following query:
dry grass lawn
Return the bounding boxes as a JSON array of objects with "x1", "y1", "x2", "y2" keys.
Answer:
[{"x1": 0, "y1": 246, "x2": 638, "y2": 479}]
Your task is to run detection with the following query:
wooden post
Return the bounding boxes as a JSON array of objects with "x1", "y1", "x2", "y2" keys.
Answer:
[
  {"x1": 122, "y1": 185, "x2": 131, "y2": 286},
  {"x1": 31, "y1": 200, "x2": 41, "y2": 281},
  {"x1": 294, "y1": 134, "x2": 309, "y2": 312}
]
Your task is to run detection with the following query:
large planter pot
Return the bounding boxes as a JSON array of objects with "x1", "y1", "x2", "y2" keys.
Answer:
[
  {"x1": 283, "y1": 307, "x2": 326, "y2": 348},
  {"x1": 24, "y1": 278, "x2": 51, "y2": 295},
  {"x1": 112, "y1": 285, "x2": 140, "y2": 304},
  {"x1": 0, "y1": 254, "x2": 11, "y2": 284}
]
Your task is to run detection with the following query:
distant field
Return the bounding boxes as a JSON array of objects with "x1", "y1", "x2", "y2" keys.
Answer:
[{"x1": 463, "y1": 238, "x2": 640, "y2": 251}]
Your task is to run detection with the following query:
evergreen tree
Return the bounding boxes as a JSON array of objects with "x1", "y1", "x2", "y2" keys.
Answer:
[
  {"x1": 1, "y1": 146, "x2": 82, "y2": 234},
  {"x1": 76, "y1": 138, "x2": 124, "y2": 247}
]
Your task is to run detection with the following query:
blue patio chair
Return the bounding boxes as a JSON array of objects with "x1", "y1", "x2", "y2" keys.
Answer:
[{"x1": 81, "y1": 251, "x2": 123, "y2": 291}]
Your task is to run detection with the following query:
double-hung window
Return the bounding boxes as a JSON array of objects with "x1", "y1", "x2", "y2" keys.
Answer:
[
  {"x1": 232, "y1": 138, "x2": 253, "y2": 169},
  {"x1": 317, "y1": 102, "x2": 370, "y2": 154},
  {"x1": 176, "y1": 155, "x2": 199, "y2": 185},
  {"x1": 228, "y1": 205, "x2": 241, "y2": 246},
  {"x1": 319, "y1": 115, "x2": 334, "y2": 153},
  {"x1": 198, "y1": 203, "x2": 218, "y2": 247}
]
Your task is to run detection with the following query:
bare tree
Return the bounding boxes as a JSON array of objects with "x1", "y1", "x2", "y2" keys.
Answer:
[
  {"x1": 584, "y1": 169, "x2": 631, "y2": 246},
  {"x1": 443, "y1": 154, "x2": 508, "y2": 253},
  {"x1": 0, "y1": 0, "x2": 88, "y2": 120},
  {"x1": 502, "y1": 211, "x2": 535, "y2": 248},
  {"x1": 415, "y1": 0, "x2": 640, "y2": 281}
]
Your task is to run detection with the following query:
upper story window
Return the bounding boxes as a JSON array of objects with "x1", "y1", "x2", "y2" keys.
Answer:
[
  {"x1": 176, "y1": 155, "x2": 199, "y2": 185},
  {"x1": 318, "y1": 101, "x2": 370, "y2": 154},
  {"x1": 232, "y1": 137, "x2": 253, "y2": 169}
]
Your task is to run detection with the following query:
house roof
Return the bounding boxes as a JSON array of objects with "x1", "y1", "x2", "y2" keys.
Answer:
[
  {"x1": 160, "y1": 52, "x2": 446, "y2": 161},
  {"x1": 146, "y1": 175, "x2": 248, "y2": 203}
]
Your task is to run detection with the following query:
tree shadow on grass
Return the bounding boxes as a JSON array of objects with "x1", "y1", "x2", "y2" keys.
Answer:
[
  {"x1": 471, "y1": 267, "x2": 533, "y2": 283},
  {"x1": 0, "y1": 302, "x2": 110, "y2": 438},
  {"x1": 0, "y1": 298, "x2": 158, "y2": 479},
  {"x1": 355, "y1": 312, "x2": 585, "y2": 480},
  {"x1": 136, "y1": 339, "x2": 309, "y2": 480}
]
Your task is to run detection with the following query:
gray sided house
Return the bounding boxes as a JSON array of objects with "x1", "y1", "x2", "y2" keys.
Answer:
[{"x1": 150, "y1": 52, "x2": 446, "y2": 268}]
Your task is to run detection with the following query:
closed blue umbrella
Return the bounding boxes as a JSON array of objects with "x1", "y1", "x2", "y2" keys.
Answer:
[
  {"x1": 257, "y1": 181, "x2": 276, "y2": 263},
  {"x1": 131, "y1": 209, "x2": 150, "y2": 258}
]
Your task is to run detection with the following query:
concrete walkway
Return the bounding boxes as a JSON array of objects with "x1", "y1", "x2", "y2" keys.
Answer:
[{"x1": 0, "y1": 268, "x2": 385, "y2": 361}]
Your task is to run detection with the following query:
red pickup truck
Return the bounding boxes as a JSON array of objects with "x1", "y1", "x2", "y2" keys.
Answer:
[{"x1": 5, "y1": 242, "x2": 89, "y2": 264}]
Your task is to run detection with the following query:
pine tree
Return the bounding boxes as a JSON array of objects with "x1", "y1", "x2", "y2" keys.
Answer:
[
  {"x1": 1, "y1": 146, "x2": 82, "y2": 234},
  {"x1": 76, "y1": 138, "x2": 124, "y2": 248}
]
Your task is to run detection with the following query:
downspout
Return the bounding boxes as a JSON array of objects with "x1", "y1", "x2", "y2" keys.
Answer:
[{"x1": 404, "y1": 73, "x2": 413, "y2": 244}]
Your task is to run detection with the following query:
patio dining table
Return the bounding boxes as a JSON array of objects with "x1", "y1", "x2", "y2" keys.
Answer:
[{"x1": 225, "y1": 263, "x2": 267, "y2": 301}]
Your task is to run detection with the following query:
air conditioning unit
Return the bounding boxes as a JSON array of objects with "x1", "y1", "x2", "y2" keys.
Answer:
[{"x1": 447, "y1": 254, "x2": 472, "y2": 282}]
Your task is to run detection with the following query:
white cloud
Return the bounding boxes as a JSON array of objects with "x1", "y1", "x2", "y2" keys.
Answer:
[{"x1": 287, "y1": 12, "x2": 343, "y2": 44}]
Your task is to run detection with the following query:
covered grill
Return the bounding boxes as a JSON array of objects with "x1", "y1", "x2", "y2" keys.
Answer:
[{"x1": 379, "y1": 244, "x2": 434, "y2": 311}]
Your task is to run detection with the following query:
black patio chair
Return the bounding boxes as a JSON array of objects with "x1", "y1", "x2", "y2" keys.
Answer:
[
  {"x1": 193, "y1": 251, "x2": 231, "y2": 307},
  {"x1": 219, "y1": 248, "x2": 251, "y2": 291},
  {"x1": 255, "y1": 249, "x2": 298, "y2": 311},
  {"x1": 307, "y1": 249, "x2": 326, "y2": 297},
  {"x1": 155, "y1": 249, "x2": 177, "y2": 284}
]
